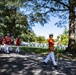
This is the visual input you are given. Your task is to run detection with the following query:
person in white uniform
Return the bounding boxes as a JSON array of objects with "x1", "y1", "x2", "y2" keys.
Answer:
[
  {"x1": 3, "y1": 33, "x2": 10, "y2": 53},
  {"x1": 44, "y1": 34, "x2": 58, "y2": 68}
]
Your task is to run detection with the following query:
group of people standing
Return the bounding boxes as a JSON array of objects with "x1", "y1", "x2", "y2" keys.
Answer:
[{"x1": 0, "y1": 33, "x2": 21, "y2": 53}]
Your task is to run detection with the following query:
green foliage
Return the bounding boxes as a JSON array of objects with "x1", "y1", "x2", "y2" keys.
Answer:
[
  {"x1": 21, "y1": 30, "x2": 36, "y2": 42},
  {"x1": 60, "y1": 27, "x2": 69, "y2": 45},
  {"x1": 60, "y1": 34, "x2": 68, "y2": 45},
  {"x1": 0, "y1": 0, "x2": 29, "y2": 38},
  {"x1": 35, "y1": 36, "x2": 46, "y2": 43}
]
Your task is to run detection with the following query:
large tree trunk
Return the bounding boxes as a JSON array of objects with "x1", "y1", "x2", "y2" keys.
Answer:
[{"x1": 66, "y1": 0, "x2": 76, "y2": 55}]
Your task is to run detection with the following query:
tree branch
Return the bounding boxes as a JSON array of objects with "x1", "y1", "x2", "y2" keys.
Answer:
[
  {"x1": 50, "y1": 8, "x2": 68, "y2": 11},
  {"x1": 40, "y1": 1, "x2": 69, "y2": 12},
  {"x1": 54, "y1": 0, "x2": 70, "y2": 9}
]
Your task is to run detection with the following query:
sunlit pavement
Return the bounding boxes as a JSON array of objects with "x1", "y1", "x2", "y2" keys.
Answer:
[{"x1": 0, "y1": 51, "x2": 76, "y2": 75}]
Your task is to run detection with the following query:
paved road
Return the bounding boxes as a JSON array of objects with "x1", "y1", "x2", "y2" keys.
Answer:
[{"x1": 0, "y1": 51, "x2": 76, "y2": 75}]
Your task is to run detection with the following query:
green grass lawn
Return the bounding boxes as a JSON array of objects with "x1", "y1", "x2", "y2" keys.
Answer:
[
  {"x1": 20, "y1": 46, "x2": 48, "y2": 55},
  {"x1": 12, "y1": 46, "x2": 63, "y2": 55},
  {"x1": 12, "y1": 46, "x2": 76, "y2": 59}
]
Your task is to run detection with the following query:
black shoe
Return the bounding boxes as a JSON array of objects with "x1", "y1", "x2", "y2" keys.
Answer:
[
  {"x1": 54, "y1": 65, "x2": 58, "y2": 69},
  {"x1": 9, "y1": 51, "x2": 12, "y2": 53},
  {"x1": 43, "y1": 62, "x2": 47, "y2": 65}
]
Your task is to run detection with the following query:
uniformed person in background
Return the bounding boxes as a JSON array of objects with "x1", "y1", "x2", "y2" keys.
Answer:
[
  {"x1": 9, "y1": 35, "x2": 14, "y2": 52},
  {"x1": 15, "y1": 36, "x2": 21, "y2": 53},
  {"x1": 3, "y1": 33, "x2": 10, "y2": 53},
  {"x1": 0, "y1": 34, "x2": 3, "y2": 51}
]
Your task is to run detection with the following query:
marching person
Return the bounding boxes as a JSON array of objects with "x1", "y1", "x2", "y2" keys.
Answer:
[
  {"x1": 43, "y1": 34, "x2": 58, "y2": 68},
  {"x1": 56, "y1": 36, "x2": 61, "y2": 49},
  {"x1": 3, "y1": 33, "x2": 10, "y2": 53},
  {"x1": 15, "y1": 36, "x2": 20, "y2": 53},
  {"x1": 0, "y1": 34, "x2": 3, "y2": 51},
  {"x1": 9, "y1": 35, "x2": 14, "y2": 52},
  {"x1": 56, "y1": 35, "x2": 61, "y2": 65}
]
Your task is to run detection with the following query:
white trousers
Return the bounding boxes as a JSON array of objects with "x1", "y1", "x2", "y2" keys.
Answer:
[
  {"x1": 15, "y1": 46, "x2": 20, "y2": 52},
  {"x1": 44, "y1": 52, "x2": 57, "y2": 66},
  {"x1": 0, "y1": 44, "x2": 1, "y2": 50},
  {"x1": 9, "y1": 45, "x2": 12, "y2": 51},
  {"x1": 4, "y1": 44, "x2": 9, "y2": 53}
]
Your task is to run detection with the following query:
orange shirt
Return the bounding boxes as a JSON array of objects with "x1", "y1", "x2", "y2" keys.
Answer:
[
  {"x1": 16, "y1": 38, "x2": 20, "y2": 46},
  {"x1": 3, "y1": 36, "x2": 10, "y2": 44},
  {"x1": 10, "y1": 38, "x2": 14, "y2": 45},
  {"x1": 48, "y1": 38, "x2": 54, "y2": 52}
]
